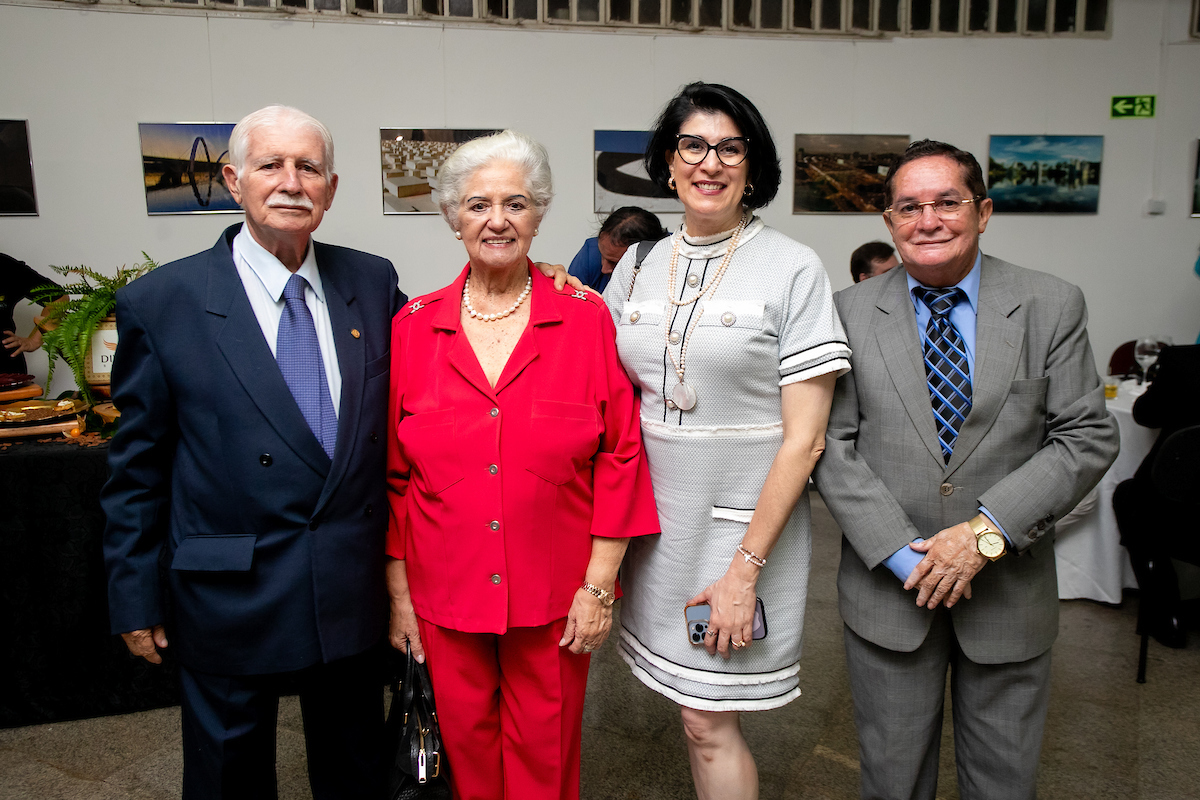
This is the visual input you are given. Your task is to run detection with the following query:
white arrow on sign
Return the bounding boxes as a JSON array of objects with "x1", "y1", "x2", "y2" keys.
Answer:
[{"x1": 1113, "y1": 99, "x2": 1133, "y2": 114}]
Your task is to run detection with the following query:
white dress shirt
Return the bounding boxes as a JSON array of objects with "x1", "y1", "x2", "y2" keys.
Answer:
[{"x1": 232, "y1": 226, "x2": 341, "y2": 417}]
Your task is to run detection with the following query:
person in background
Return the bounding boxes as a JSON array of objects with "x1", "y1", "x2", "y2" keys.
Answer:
[
  {"x1": 0, "y1": 253, "x2": 66, "y2": 375},
  {"x1": 1113, "y1": 343, "x2": 1200, "y2": 648},
  {"x1": 605, "y1": 82, "x2": 849, "y2": 800},
  {"x1": 849, "y1": 240, "x2": 898, "y2": 283},
  {"x1": 814, "y1": 139, "x2": 1119, "y2": 800},
  {"x1": 386, "y1": 130, "x2": 658, "y2": 800},
  {"x1": 567, "y1": 205, "x2": 668, "y2": 293}
]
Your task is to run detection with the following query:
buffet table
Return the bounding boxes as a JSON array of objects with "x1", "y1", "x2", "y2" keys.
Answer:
[
  {"x1": 0, "y1": 435, "x2": 178, "y2": 727},
  {"x1": 1053, "y1": 383, "x2": 1153, "y2": 604}
]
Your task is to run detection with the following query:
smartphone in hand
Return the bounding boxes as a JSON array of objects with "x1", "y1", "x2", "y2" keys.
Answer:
[{"x1": 685, "y1": 599, "x2": 767, "y2": 644}]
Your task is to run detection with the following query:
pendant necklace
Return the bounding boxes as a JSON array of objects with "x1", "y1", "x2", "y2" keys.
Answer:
[{"x1": 664, "y1": 212, "x2": 749, "y2": 412}]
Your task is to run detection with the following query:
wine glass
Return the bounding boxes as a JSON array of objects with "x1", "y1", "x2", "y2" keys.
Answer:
[{"x1": 1134, "y1": 337, "x2": 1161, "y2": 385}]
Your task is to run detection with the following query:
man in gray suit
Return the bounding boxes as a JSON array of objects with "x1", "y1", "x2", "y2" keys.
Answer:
[{"x1": 813, "y1": 140, "x2": 1119, "y2": 800}]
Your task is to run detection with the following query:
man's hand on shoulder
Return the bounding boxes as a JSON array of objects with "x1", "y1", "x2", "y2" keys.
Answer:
[
  {"x1": 121, "y1": 625, "x2": 168, "y2": 664},
  {"x1": 904, "y1": 522, "x2": 986, "y2": 609}
]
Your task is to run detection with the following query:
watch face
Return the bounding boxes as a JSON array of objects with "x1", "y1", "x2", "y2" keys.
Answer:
[{"x1": 979, "y1": 531, "x2": 1005, "y2": 558}]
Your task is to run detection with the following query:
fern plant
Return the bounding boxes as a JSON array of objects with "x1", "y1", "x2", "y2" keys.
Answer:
[{"x1": 31, "y1": 254, "x2": 158, "y2": 405}]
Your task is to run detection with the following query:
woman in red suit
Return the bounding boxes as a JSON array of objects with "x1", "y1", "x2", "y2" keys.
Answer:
[{"x1": 385, "y1": 129, "x2": 659, "y2": 800}]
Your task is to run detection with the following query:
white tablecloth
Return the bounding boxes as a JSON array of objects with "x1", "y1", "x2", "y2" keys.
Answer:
[{"x1": 1053, "y1": 381, "x2": 1156, "y2": 603}]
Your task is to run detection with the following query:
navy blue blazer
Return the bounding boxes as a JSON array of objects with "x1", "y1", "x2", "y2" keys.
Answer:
[{"x1": 102, "y1": 224, "x2": 406, "y2": 675}]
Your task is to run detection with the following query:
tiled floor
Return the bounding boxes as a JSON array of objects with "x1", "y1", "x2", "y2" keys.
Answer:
[{"x1": 3, "y1": 496, "x2": 1198, "y2": 799}]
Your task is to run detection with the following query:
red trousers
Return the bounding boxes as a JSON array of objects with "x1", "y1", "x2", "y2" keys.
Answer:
[{"x1": 417, "y1": 616, "x2": 592, "y2": 800}]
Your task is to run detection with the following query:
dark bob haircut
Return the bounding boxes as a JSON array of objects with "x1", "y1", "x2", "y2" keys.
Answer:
[
  {"x1": 643, "y1": 82, "x2": 782, "y2": 211},
  {"x1": 883, "y1": 139, "x2": 987, "y2": 209}
]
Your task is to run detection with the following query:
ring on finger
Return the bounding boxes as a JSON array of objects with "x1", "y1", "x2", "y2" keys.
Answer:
[
  {"x1": 704, "y1": 629, "x2": 718, "y2": 639},
  {"x1": 731, "y1": 639, "x2": 745, "y2": 648}
]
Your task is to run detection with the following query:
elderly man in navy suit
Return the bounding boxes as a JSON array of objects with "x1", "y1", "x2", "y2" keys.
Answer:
[{"x1": 102, "y1": 105, "x2": 403, "y2": 800}]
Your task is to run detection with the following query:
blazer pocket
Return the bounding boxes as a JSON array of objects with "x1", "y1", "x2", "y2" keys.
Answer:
[
  {"x1": 526, "y1": 400, "x2": 601, "y2": 485},
  {"x1": 619, "y1": 301, "x2": 665, "y2": 327},
  {"x1": 695, "y1": 300, "x2": 765, "y2": 331},
  {"x1": 364, "y1": 353, "x2": 389, "y2": 381},
  {"x1": 172, "y1": 534, "x2": 256, "y2": 572},
  {"x1": 1008, "y1": 376, "x2": 1050, "y2": 396},
  {"x1": 712, "y1": 506, "x2": 755, "y2": 523},
  {"x1": 396, "y1": 408, "x2": 464, "y2": 494}
]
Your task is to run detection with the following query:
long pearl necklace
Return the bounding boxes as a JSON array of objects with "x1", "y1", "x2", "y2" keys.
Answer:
[
  {"x1": 462, "y1": 273, "x2": 532, "y2": 322},
  {"x1": 664, "y1": 212, "x2": 749, "y2": 412}
]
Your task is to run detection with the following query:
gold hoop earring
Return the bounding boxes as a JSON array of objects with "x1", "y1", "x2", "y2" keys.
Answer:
[
  {"x1": 668, "y1": 177, "x2": 676, "y2": 191},
  {"x1": 743, "y1": 183, "x2": 754, "y2": 197},
  {"x1": 455, "y1": 231, "x2": 462, "y2": 240}
]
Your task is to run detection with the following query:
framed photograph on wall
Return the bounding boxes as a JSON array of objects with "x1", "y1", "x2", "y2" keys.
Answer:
[
  {"x1": 792, "y1": 134, "x2": 909, "y2": 214},
  {"x1": 1192, "y1": 140, "x2": 1199, "y2": 218},
  {"x1": 139, "y1": 123, "x2": 241, "y2": 215},
  {"x1": 380, "y1": 128, "x2": 498, "y2": 214},
  {"x1": 594, "y1": 130, "x2": 683, "y2": 214},
  {"x1": 987, "y1": 135, "x2": 1103, "y2": 213},
  {"x1": 0, "y1": 120, "x2": 38, "y2": 216}
]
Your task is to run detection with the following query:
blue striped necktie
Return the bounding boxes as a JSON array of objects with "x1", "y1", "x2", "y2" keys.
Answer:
[
  {"x1": 915, "y1": 287, "x2": 972, "y2": 463},
  {"x1": 277, "y1": 273, "x2": 337, "y2": 459}
]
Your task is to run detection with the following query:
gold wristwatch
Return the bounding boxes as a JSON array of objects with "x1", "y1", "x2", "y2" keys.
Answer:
[
  {"x1": 581, "y1": 582, "x2": 616, "y2": 606},
  {"x1": 969, "y1": 515, "x2": 1007, "y2": 561}
]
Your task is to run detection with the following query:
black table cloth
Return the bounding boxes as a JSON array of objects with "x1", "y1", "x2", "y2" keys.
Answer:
[{"x1": 0, "y1": 436, "x2": 179, "y2": 727}]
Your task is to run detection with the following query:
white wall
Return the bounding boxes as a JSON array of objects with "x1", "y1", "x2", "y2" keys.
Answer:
[{"x1": 2, "y1": 0, "x2": 1199, "y2": 393}]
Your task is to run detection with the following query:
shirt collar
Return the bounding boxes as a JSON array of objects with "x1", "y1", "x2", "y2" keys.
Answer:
[
  {"x1": 234, "y1": 225, "x2": 325, "y2": 304},
  {"x1": 906, "y1": 251, "x2": 982, "y2": 314}
]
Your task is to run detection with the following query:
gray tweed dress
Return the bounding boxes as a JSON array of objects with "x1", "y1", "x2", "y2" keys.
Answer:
[{"x1": 603, "y1": 217, "x2": 851, "y2": 712}]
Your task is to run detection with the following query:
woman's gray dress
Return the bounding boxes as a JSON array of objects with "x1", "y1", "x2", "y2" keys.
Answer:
[{"x1": 603, "y1": 217, "x2": 851, "y2": 711}]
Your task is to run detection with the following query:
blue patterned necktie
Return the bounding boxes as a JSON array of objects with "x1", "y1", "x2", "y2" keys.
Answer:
[
  {"x1": 277, "y1": 273, "x2": 337, "y2": 459},
  {"x1": 916, "y1": 287, "x2": 972, "y2": 463}
]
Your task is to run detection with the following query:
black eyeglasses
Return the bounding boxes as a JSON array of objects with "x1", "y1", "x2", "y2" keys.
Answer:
[{"x1": 674, "y1": 134, "x2": 751, "y2": 167}]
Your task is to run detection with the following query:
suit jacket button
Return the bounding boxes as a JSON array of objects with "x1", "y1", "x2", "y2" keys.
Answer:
[
  {"x1": 940, "y1": 482, "x2": 954, "y2": 496},
  {"x1": 490, "y1": 520, "x2": 500, "y2": 531},
  {"x1": 364, "y1": 504, "x2": 373, "y2": 517},
  {"x1": 369, "y1": 432, "x2": 379, "y2": 443},
  {"x1": 259, "y1": 454, "x2": 272, "y2": 467},
  {"x1": 490, "y1": 574, "x2": 502, "y2": 585},
  {"x1": 490, "y1": 407, "x2": 499, "y2": 418}
]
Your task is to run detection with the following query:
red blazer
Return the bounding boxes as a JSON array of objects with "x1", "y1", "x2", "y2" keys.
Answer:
[{"x1": 387, "y1": 263, "x2": 658, "y2": 633}]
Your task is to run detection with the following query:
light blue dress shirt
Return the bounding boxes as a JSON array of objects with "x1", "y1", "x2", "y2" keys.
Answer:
[{"x1": 881, "y1": 253, "x2": 1009, "y2": 582}]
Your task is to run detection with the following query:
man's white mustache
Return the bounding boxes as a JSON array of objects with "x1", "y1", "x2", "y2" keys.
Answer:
[{"x1": 267, "y1": 194, "x2": 314, "y2": 210}]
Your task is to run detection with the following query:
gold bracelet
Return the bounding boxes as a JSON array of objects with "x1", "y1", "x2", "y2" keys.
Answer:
[
  {"x1": 736, "y1": 544, "x2": 766, "y2": 568},
  {"x1": 581, "y1": 581, "x2": 615, "y2": 606}
]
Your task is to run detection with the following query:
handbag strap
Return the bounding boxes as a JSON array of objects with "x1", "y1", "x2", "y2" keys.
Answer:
[
  {"x1": 412, "y1": 658, "x2": 439, "y2": 715},
  {"x1": 625, "y1": 239, "x2": 658, "y2": 300}
]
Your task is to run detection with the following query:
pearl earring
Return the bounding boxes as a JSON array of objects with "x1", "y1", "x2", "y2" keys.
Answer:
[{"x1": 455, "y1": 231, "x2": 462, "y2": 240}]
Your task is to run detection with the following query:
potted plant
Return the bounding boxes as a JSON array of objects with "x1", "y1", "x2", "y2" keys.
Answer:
[{"x1": 32, "y1": 254, "x2": 158, "y2": 406}]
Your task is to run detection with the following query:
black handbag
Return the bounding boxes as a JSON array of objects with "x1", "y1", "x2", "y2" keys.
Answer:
[{"x1": 385, "y1": 652, "x2": 451, "y2": 800}]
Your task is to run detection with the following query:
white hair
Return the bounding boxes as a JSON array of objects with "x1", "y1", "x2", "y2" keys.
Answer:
[
  {"x1": 436, "y1": 130, "x2": 554, "y2": 231},
  {"x1": 227, "y1": 105, "x2": 335, "y2": 179}
]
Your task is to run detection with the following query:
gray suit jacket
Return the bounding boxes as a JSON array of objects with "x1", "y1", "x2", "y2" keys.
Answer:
[{"x1": 812, "y1": 255, "x2": 1119, "y2": 664}]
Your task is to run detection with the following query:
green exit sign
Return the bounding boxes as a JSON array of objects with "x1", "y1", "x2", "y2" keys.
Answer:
[{"x1": 1111, "y1": 95, "x2": 1155, "y2": 118}]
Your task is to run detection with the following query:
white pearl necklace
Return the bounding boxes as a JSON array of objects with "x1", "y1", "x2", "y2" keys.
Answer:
[
  {"x1": 462, "y1": 273, "x2": 532, "y2": 322},
  {"x1": 663, "y1": 212, "x2": 750, "y2": 411}
]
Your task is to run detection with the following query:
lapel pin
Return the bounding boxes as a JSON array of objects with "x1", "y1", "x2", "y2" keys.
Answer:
[{"x1": 350, "y1": 329, "x2": 361, "y2": 339}]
